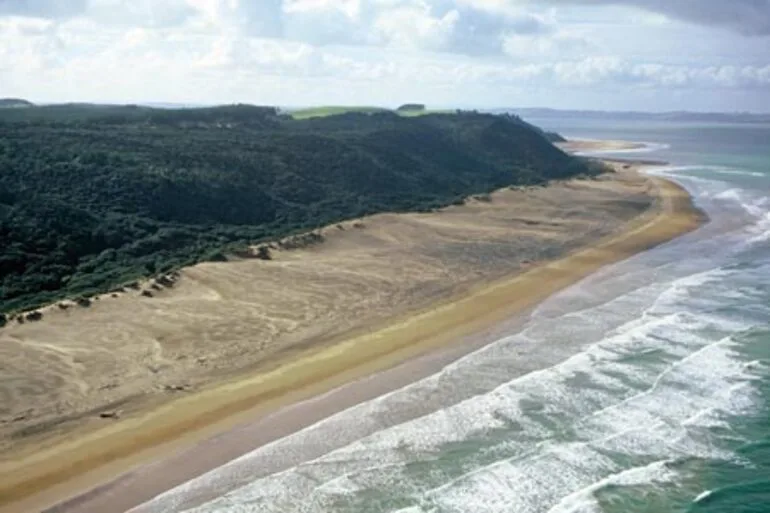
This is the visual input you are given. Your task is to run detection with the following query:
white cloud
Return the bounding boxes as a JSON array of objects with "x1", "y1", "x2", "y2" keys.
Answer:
[
  {"x1": 0, "y1": 16, "x2": 62, "y2": 72},
  {"x1": 550, "y1": 0, "x2": 770, "y2": 36},
  {"x1": 373, "y1": 4, "x2": 460, "y2": 50},
  {"x1": 0, "y1": 0, "x2": 87, "y2": 18},
  {"x1": 86, "y1": 0, "x2": 194, "y2": 27},
  {"x1": 0, "y1": 0, "x2": 768, "y2": 111},
  {"x1": 283, "y1": 0, "x2": 364, "y2": 46},
  {"x1": 502, "y1": 29, "x2": 589, "y2": 59}
]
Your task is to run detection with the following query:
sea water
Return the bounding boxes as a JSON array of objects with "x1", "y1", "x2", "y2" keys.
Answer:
[{"x1": 133, "y1": 119, "x2": 770, "y2": 513}]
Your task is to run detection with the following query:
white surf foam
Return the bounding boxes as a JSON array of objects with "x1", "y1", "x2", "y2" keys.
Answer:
[
  {"x1": 171, "y1": 302, "x2": 759, "y2": 513},
  {"x1": 414, "y1": 334, "x2": 758, "y2": 513},
  {"x1": 694, "y1": 489, "x2": 714, "y2": 503},
  {"x1": 709, "y1": 168, "x2": 766, "y2": 178},
  {"x1": 546, "y1": 460, "x2": 677, "y2": 513},
  {"x1": 134, "y1": 173, "x2": 770, "y2": 513}
]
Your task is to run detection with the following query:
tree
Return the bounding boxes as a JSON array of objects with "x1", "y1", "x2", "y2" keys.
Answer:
[{"x1": 396, "y1": 104, "x2": 426, "y2": 112}]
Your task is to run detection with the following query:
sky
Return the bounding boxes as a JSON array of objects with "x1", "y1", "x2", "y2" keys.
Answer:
[{"x1": 0, "y1": 0, "x2": 768, "y2": 111}]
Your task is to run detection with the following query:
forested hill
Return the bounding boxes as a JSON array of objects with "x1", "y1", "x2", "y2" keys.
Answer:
[{"x1": 0, "y1": 104, "x2": 592, "y2": 316}]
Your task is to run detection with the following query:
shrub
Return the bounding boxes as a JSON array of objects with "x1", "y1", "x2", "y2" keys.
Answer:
[
  {"x1": 25, "y1": 311, "x2": 43, "y2": 322},
  {"x1": 255, "y1": 245, "x2": 272, "y2": 260},
  {"x1": 155, "y1": 275, "x2": 176, "y2": 287}
]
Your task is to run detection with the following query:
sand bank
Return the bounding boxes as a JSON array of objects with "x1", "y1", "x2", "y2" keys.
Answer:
[
  {"x1": 557, "y1": 139, "x2": 648, "y2": 153},
  {"x1": 0, "y1": 156, "x2": 704, "y2": 513}
]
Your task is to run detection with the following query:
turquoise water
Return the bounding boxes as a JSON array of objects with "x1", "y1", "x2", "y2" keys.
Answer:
[{"x1": 133, "y1": 120, "x2": 770, "y2": 513}]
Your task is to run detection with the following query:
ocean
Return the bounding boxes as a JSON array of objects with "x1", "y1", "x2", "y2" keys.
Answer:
[{"x1": 133, "y1": 119, "x2": 770, "y2": 513}]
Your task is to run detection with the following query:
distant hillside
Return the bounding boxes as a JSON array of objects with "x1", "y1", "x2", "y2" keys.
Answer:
[
  {"x1": 0, "y1": 98, "x2": 34, "y2": 108},
  {"x1": 504, "y1": 108, "x2": 770, "y2": 124},
  {"x1": 0, "y1": 102, "x2": 280, "y2": 125},
  {"x1": 0, "y1": 104, "x2": 589, "y2": 313}
]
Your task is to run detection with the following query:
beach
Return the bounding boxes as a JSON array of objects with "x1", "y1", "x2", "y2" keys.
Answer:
[
  {"x1": 555, "y1": 138, "x2": 649, "y2": 154},
  {"x1": 0, "y1": 148, "x2": 703, "y2": 513}
]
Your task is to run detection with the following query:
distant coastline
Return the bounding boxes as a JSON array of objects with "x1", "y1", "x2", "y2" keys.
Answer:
[{"x1": 503, "y1": 107, "x2": 770, "y2": 124}]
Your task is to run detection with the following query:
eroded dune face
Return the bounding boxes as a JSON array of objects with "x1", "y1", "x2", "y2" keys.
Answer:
[{"x1": 0, "y1": 171, "x2": 652, "y2": 449}]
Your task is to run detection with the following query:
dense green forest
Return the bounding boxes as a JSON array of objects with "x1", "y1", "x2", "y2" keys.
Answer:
[{"x1": 0, "y1": 103, "x2": 592, "y2": 314}]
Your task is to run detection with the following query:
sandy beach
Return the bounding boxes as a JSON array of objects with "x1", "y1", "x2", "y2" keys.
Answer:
[
  {"x1": 556, "y1": 139, "x2": 648, "y2": 153},
  {"x1": 0, "y1": 149, "x2": 704, "y2": 513}
]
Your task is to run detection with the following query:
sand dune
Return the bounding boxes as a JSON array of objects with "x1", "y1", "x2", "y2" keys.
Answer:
[{"x1": 0, "y1": 162, "x2": 702, "y2": 513}]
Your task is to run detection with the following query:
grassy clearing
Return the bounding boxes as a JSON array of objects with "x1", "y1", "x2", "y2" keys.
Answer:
[{"x1": 289, "y1": 106, "x2": 389, "y2": 119}]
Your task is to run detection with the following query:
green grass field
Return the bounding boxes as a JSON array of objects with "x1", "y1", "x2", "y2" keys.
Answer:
[{"x1": 288, "y1": 106, "x2": 454, "y2": 120}]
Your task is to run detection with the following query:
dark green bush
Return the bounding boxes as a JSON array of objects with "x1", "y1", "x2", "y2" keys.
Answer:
[{"x1": 0, "y1": 105, "x2": 583, "y2": 313}]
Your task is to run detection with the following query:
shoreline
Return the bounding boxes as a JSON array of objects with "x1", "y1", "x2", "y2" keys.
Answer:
[
  {"x1": 555, "y1": 138, "x2": 650, "y2": 154},
  {"x1": 0, "y1": 160, "x2": 705, "y2": 513}
]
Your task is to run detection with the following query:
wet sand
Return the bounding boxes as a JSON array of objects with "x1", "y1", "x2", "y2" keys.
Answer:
[{"x1": 0, "y1": 156, "x2": 704, "y2": 513}]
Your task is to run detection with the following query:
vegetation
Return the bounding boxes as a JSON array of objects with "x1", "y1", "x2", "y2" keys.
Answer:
[
  {"x1": 398, "y1": 108, "x2": 454, "y2": 118},
  {"x1": 0, "y1": 103, "x2": 590, "y2": 314},
  {"x1": 397, "y1": 104, "x2": 426, "y2": 112},
  {"x1": 289, "y1": 106, "x2": 389, "y2": 119},
  {"x1": 544, "y1": 131, "x2": 566, "y2": 143},
  {"x1": 289, "y1": 105, "x2": 453, "y2": 120},
  {"x1": 0, "y1": 98, "x2": 34, "y2": 108}
]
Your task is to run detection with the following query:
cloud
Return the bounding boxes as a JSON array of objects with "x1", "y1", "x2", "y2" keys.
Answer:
[
  {"x1": 372, "y1": 4, "x2": 461, "y2": 51},
  {"x1": 279, "y1": 0, "x2": 558, "y2": 56},
  {"x1": 86, "y1": 0, "x2": 195, "y2": 28},
  {"x1": 447, "y1": 56, "x2": 770, "y2": 90},
  {"x1": 0, "y1": 0, "x2": 768, "y2": 110},
  {"x1": 502, "y1": 30, "x2": 589, "y2": 59},
  {"x1": 446, "y1": 4, "x2": 538, "y2": 55},
  {"x1": 186, "y1": 0, "x2": 284, "y2": 37},
  {"x1": 553, "y1": 0, "x2": 770, "y2": 36},
  {"x1": 0, "y1": 0, "x2": 583, "y2": 56},
  {"x1": 283, "y1": 0, "x2": 365, "y2": 46},
  {"x1": 0, "y1": 0, "x2": 87, "y2": 18},
  {"x1": 0, "y1": 15, "x2": 62, "y2": 72}
]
